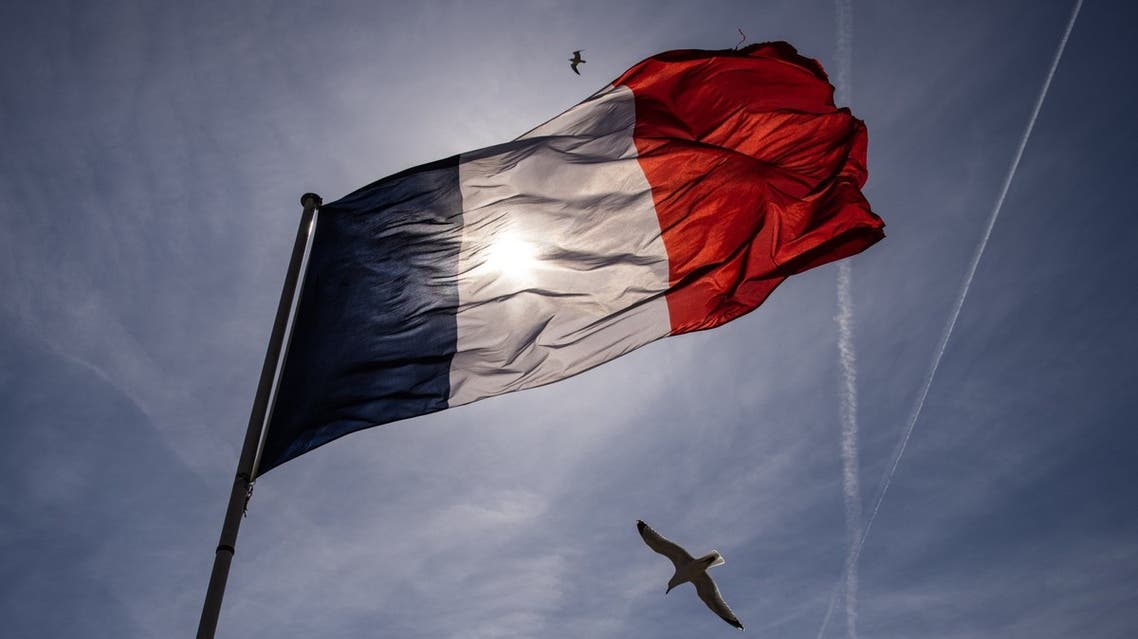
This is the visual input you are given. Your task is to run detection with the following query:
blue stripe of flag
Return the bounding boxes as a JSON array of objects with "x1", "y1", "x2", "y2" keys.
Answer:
[{"x1": 260, "y1": 155, "x2": 463, "y2": 474}]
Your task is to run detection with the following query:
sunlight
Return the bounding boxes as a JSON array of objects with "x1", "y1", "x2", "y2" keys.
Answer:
[{"x1": 484, "y1": 231, "x2": 540, "y2": 280}]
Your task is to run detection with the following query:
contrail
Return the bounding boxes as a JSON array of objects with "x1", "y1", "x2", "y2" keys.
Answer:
[
  {"x1": 834, "y1": 0, "x2": 853, "y2": 101},
  {"x1": 816, "y1": 2, "x2": 1082, "y2": 637},
  {"x1": 836, "y1": 263, "x2": 863, "y2": 639},
  {"x1": 833, "y1": 2, "x2": 862, "y2": 638}
]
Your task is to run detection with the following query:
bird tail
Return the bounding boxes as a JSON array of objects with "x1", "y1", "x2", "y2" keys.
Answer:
[{"x1": 700, "y1": 551, "x2": 725, "y2": 568}]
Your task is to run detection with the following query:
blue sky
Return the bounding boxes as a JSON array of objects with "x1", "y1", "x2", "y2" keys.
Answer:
[{"x1": 2, "y1": 1, "x2": 1136, "y2": 637}]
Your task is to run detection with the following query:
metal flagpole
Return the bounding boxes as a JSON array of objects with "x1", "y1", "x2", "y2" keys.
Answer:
[{"x1": 196, "y1": 192, "x2": 322, "y2": 639}]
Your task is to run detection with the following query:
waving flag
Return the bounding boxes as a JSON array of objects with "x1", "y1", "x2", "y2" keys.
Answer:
[{"x1": 258, "y1": 42, "x2": 884, "y2": 473}]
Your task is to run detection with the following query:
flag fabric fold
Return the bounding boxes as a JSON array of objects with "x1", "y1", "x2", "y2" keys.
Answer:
[{"x1": 258, "y1": 41, "x2": 884, "y2": 474}]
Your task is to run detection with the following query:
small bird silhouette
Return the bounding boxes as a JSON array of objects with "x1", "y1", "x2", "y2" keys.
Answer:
[
  {"x1": 637, "y1": 520, "x2": 744, "y2": 630},
  {"x1": 569, "y1": 50, "x2": 586, "y2": 75}
]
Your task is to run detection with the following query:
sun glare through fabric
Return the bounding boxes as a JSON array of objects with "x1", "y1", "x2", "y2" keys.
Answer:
[{"x1": 485, "y1": 231, "x2": 540, "y2": 280}]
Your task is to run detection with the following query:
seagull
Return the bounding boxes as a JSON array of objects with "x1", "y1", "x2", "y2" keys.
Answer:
[
  {"x1": 569, "y1": 50, "x2": 585, "y2": 75},
  {"x1": 637, "y1": 520, "x2": 744, "y2": 631}
]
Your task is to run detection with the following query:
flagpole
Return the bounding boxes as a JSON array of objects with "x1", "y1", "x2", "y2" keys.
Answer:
[{"x1": 196, "y1": 192, "x2": 322, "y2": 639}]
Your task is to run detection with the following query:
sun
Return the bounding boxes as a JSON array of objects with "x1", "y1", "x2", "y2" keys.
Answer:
[{"x1": 484, "y1": 231, "x2": 540, "y2": 280}]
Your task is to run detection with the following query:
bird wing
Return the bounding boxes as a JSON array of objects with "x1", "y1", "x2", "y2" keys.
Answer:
[
  {"x1": 692, "y1": 572, "x2": 744, "y2": 630},
  {"x1": 637, "y1": 520, "x2": 693, "y2": 568}
]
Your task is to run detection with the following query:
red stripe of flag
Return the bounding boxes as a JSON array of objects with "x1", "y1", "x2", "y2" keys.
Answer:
[{"x1": 616, "y1": 42, "x2": 885, "y2": 334}]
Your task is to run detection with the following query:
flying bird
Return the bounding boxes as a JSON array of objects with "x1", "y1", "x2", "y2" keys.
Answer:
[
  {"x1": 636, "y1": 520, "x2": 744, "y2": 630},
  {"x1": 569, "y1": 50, "x2": 585, "y2": 75}
]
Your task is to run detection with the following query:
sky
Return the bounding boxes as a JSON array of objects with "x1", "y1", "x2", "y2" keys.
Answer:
[{"x1": 2, "y1": 0, "x2": 1137, "y2": 637}]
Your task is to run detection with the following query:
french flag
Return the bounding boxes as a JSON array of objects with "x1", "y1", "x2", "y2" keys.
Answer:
[{"x1": 259, "y1": 42, "x2": 884, "y2": 473}]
